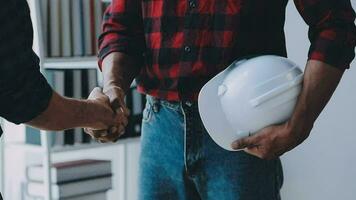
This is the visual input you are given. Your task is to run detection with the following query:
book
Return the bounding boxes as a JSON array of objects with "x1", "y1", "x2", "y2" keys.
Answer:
[
  {"x1": 53, "y1": 71, "x2": 66, "y2": 146},
  {"x1": 87, "y1": 69, "x2": 98, "y2": 143},
  {"x1": 80, "y1": 70, "x2": 92, "y2": 143},
  {"x1": 25, "y1": 126, "x2": 41, "y2": 145},
  {"x1": 39, "y1": 0, "x2": 49, "y2": 57},
  {"x1": 82, "y1": 0, "x2": 93, "y2": 55},
  {"x1": 73, "y1": 70, "x2": 83, "y2": 144},
  {"x1": 121, "y1": 87, "x2": 145, "y2": 139},
  {"x1": 64, "y1": 70, "x2": 75, "y2": 145},
  {"x1": 71, "y1": 0, "x2": 84, "y2": 56},
  {"x1": 49, "y1": 0, "x2": 61, "y2": 57},
  {"x1": 60, "y1": 0, "x2": 72, "y2": 57},
  {"x1": 26, "y1": 159, "x2": 112, "y2": 184},
  {"x1": 87, "y1": 69, "x2": 97, "y2": 91},
  {"x1": 61, "y1": 191, "x2": 107, "y2": 200},
  {"x1": 93, "y1": 0, "x2": 104, "y2": 52},
  {"x1": 90, "y1": 0, "x2": 96, "y2": 54},
  {"x1": 27, "y1": 175, "x2": 112, "y2": 199}
]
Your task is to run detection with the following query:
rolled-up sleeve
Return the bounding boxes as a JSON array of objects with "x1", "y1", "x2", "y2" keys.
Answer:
[
  {"x1": 97, "y1": 0, "x2": 145, "y2": 70},
  {"x1": 294, "y1": 0, "x2": 356, "y2": 70},
  {"x1": 0, "y1": 0, "x2": 53, "y2": 124}
]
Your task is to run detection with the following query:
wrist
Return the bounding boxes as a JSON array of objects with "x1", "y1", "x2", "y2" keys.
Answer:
[
  {"x1": 79, "y1": 99, "x2": 99, "y2": 128},
  {"x1": 287, "y1": 111, "x2": 314, "y2": 135}
]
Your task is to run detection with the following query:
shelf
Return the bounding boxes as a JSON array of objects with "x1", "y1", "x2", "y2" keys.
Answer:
[
  {"x1": 42, "y1": 56, "x2": 98, "y2": 70},
  {"x1": 5, "y1": 137, "x2": 140, "y2": 154}
]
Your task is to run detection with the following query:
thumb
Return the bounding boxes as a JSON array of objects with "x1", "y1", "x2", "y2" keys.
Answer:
[
  {"x1": 231, "y1": 134, "x2": 259, "y2": 150},
  {"x1": 88, "y1": 87, "x2": 105, "y2": 100}
]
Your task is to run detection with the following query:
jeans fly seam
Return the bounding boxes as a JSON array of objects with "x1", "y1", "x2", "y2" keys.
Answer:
[{"x1": 180, "y1": 103, "x2": 189, "y2": 173}]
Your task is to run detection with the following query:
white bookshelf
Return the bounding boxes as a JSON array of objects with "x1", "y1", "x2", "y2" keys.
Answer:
[
  {"x1": 43, "y1": 56, "x2": 98, "y2": 70},
  {"x1": 5, "y1": 137, "x2": 140, "y2": 154}
]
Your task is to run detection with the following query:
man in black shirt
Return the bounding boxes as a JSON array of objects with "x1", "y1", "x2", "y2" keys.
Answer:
[
  {"x1": 0, "y1": 0, "x2": 130, "y2": 198},
  {"x1": 0, "y1": 2, "x2": 128, "y2": 142}
]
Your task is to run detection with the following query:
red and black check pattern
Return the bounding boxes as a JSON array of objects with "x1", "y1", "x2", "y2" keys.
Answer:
[{"x1": 98, "y1": 0, "x2": 356, "y2": 101}]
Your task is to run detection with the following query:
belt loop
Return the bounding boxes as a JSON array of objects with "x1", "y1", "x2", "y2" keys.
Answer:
[
  {"x1": 185, "y1": 101, "x2": 193, "y2": 107},
  {"x1": 152, "y1": 97, "x2": 160, "y2": 113}
]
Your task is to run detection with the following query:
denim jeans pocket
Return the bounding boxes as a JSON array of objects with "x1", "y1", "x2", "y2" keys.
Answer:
[{"x1": 142, "y1": 101, "x2": 153, "y2": 123}]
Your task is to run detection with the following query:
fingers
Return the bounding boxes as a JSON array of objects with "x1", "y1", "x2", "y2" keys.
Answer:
[
  {"x1": 231, "y1": 130, "x2": 277, "y2": 159},
  {"x1": 84, "y1": 127, "x2": 125, "y2": 143},
  {"x1": 84, "y1": 86, "x2": 130, "y2": 143},
  {"x1": 244, "y1": 146, "x2": 281, "y2": 160},
  {"x1": 104, "y1": 86, "x2": 130, "y2": 116},
  {"x1": 232, "y1": 126, "x2": 291, "y2": 160},
  {"x1": 88, "y1": 87, "x2": 105, "y2": 100},
  {"x1": 104, "y1": 86, "x2": 130, "y2": 137},
  {"x1": 231, "y1": 134, "x2": 260, "y2": 150}
]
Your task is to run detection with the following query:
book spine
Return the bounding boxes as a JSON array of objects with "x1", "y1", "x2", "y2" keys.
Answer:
[
  {"x1": 60, "y1": 0, "x2": 72, "y2": 57},
  {"x1": 89, "y1": 0, "x2": 96, "y2": 54},
  {"x1": 82, "y1": 0, "x2": 93, "y2": 56},
  {"x1": 40, "y1": 0, "x2": 49, "y2": 57},
  {"x1": 49, "y1": 0, "x2": 61, "y2": 57},
  {"x1": 94, "y1": 0, "x2": 104, "y2": 53},
  {"x1": 80, "y1": 70, "x2": 92, "y2": 143},
  {"x1": 87, "y1": 69, "x2": 98, "y2": 143},
  {"x1": 71, "y1": 0, "x2": 84, "y2": 56},
  {"x1": 73, "y1": 70, "x2": 83, "y2": 144},
  {"x1": 53, "y1": 71, "x2": 65, "y2": 146},
  {"x1": 64, "y1": 70, "x2": 74, "y2": 145}
]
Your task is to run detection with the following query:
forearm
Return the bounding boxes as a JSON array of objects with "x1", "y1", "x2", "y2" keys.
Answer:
[
  {"x1": 288, "y1": 60, "x2": 344, "y2": 132},
  {"x1": 102, "y1": 52, "x2": 142, "y2": 93},
  {"x1": 27, "y1": 92, "x2": 98, "y2": 131}
]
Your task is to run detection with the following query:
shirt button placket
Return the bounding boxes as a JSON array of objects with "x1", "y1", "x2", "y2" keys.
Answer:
[{"x1": 178, "y1": 0, "x2": 196, "y2": 98}]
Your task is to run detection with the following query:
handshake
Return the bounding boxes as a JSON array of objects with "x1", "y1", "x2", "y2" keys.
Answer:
[{"x1": 83, "y1": 86, "x2": 130, "y2": 143}]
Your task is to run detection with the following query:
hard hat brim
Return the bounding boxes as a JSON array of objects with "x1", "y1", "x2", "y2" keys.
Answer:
[{"x1": 198, "y1": 67, "x2": 243, "y2": 151}]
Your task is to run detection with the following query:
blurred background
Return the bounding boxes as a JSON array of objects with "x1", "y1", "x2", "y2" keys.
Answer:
[{"x1": 0, "y1": 0, "x2": 355, "y2": 200}]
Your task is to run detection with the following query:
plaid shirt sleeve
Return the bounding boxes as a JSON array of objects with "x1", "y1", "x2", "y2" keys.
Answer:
[
  {"x1": 294, "y1": 0, "x2": 356, "y2": 70},
  {"x1": 98, "y1": 0, "x2": 146, "y2": 70},
  {"x1": 0, "y1": 0, "x2": 53, "y2": 124}
]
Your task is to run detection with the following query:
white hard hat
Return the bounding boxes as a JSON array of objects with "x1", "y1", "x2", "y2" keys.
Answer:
[{"x1": 198, "y1": 55, "x2": 303, "y2": 151}]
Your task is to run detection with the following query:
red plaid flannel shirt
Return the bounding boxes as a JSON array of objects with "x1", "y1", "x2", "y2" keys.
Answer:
[{"x1": 98, "y1": 0, "x2": 356, "y2": 101}]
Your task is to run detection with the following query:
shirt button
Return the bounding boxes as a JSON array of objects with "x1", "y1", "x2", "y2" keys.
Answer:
[
  {"x1": 189, "y1": 1, "x2": 196, "y2": 9},
  {"x1": 184, "y1": 46, "x2": 191, "y2": 53}
]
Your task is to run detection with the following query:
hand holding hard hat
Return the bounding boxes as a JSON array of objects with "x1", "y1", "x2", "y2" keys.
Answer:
[{"x1": 198, "y1": 55, "x2": 304, "y2": 151}]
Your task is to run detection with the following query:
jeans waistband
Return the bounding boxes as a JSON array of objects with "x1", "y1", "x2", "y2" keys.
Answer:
[{"x1": 145, "y1": 95, "x2": 197, "y2": 112}]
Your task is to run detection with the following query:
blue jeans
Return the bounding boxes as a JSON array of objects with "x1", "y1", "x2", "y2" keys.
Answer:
[{"x1": 139, "y1": 95, "x2": 283, "y2": 200}]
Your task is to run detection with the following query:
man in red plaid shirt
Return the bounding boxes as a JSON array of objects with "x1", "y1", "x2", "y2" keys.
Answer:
[{"x1": 93, "y1": 0, "x2": 355, "y2": 199}]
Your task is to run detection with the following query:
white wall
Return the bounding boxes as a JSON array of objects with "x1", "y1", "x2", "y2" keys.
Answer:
[{"x1": 281, "y1": 1, "x2": 356, "y2": 200}]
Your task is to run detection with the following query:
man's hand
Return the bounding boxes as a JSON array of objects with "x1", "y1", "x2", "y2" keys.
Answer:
[
  {"x1": 231, "y1": 60, "x2": 344, "y2": 160},
  {"x1": 231, "y1": 121, "x2": 312, "y2": 160},
  {"x1": 103, "y1": 85, "x2": 130, "y2": 136},
  {"x1": 84, "y1": 87, "x2": 127, "y2": 143},
  {"x1": 96, "y1": 52, "x2": 141, "y2": 139}
]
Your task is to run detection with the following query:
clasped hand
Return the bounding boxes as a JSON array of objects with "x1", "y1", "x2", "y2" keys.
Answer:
[{"x1": 84, "y1": 86, "x2": 130, "y2": 143}]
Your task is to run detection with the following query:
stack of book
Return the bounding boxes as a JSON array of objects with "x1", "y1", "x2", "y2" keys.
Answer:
[
  {"x1": 26, "y1": 159, "x2": 112, "y2": 200},
  {"x1": 39, "y1": 0, "x2": 110, "y2": 57}
]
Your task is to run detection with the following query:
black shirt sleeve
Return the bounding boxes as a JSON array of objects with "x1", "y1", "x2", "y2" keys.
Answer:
[{"x1": 0, "y1": 0, "x2": 53, "y2": 124}]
